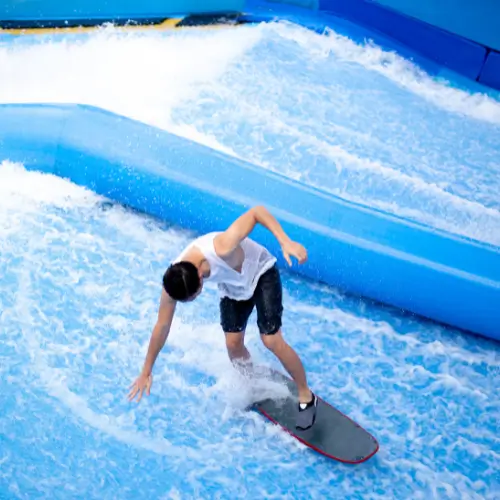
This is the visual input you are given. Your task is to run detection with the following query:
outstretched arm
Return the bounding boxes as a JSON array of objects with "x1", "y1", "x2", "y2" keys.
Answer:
[
  {"x1": 128, "y1": 290, "x2": 176, "y2": 402},
  {"x1": 142, "y1": 291, "x2": 176, "y2": 375},
  {"x1": 214, "y1": 205, "x2": 307, "y2": 266}
]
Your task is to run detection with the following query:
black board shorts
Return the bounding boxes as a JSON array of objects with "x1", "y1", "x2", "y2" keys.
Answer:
[{"x1": 220, "y1": 264, "x2": 283, "y2": 335}]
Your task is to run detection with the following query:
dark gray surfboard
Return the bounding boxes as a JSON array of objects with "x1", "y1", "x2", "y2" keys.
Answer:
[{"x1": 251, "y1": 369, "x2": 379, "y2": 464}]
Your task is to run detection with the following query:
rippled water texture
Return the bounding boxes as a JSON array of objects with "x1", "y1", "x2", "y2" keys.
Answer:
[
  {"x1": 0, "y1": 162, "x2": 498, "y2": 499},
  {"x1": 1, "y1": 17, "x2": 500, "y2": 500}
]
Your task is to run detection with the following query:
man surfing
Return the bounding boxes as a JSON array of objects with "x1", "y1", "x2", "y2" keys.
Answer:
[{"x1": 128, "y1": 205, "x2": 318, "y2": 430}]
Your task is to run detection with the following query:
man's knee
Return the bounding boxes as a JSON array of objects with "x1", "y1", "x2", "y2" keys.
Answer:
[
  {"x1": 225, "y1": 332, "x2": 245, "y2": 353},
  {"x1": 260, "y1": 330, "x2": 284, "y2": 352}
]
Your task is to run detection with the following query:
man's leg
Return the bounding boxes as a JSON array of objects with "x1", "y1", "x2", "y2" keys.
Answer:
[
  {"x1": 255, "y1": 265, "x2": 317, "y2": 430},
  {"x1": 225, "y1": 332, "x2": 252, "y2": 373},
  {"x1": 220, "y1": 296, "x2": 254, "y2": 373},
  {"x1": 260, "y1": 330, "x2": 312, "y2": 403}
]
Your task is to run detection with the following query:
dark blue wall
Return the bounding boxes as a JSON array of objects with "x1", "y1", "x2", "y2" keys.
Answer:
[{"x1": 373, "y1": 0, "x2": 500, "y2": 52}]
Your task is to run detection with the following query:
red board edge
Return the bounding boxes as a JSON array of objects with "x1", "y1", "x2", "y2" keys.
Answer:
[
  {"x1": 252, "y1": 369, "x2": 380, "y2": 464},
  {"x1": 254, "y1": 404, "x2": 380, "y2": 465}
]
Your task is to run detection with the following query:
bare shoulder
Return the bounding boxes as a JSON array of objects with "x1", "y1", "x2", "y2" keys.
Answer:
[
  {"x1": 213, "y1": 232, "x2": 235, "y2": 257},
  {"x1": 212, "y1": 208, "x2": 258, "y2": 256}
]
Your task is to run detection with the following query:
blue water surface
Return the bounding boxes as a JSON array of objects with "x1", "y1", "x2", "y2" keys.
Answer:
[
  {"x1": 171, "y1": 22, "x2": 500, "y2": 246},
  {"x1": 1, "y1": 22, "x2": 499, "y2": 245},
  {"x1": 0, "y1": 163, "x2": 498, "y2": 499},
  {"x1": 1, "y1": 16, "x2": 500, "y2": 500}
]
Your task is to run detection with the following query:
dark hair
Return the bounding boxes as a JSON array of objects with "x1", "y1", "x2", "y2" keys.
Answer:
[{"x1": 163, "y1": 261, "x2": 201, "y2": 301}]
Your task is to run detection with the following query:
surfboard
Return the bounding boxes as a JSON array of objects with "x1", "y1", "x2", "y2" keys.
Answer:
[{"x1": 250, "y1": 368, "x2": 379, "y2": 464}]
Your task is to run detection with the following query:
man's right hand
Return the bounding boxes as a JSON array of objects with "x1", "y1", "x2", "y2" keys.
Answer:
[{"x1": 128, "y1": 372, "x2": 153, "y2": 403}]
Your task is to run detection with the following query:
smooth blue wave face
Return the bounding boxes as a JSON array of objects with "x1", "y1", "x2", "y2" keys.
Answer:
[
  {"x1": 1, "y1": 22, "x2": 500, "y2": 246},
  {"x1": 0, "y1": 162, "x2": 498, "y2": 499}
]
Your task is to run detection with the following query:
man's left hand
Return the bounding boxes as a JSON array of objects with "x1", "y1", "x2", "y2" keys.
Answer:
[{"x1": 281, "y1": 240, "x2": 308, "y2": 266}]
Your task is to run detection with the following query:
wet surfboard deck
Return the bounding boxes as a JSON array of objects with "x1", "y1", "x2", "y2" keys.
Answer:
[{"x1": 250, "y1": 368, "x2": 379, "y2": 464}]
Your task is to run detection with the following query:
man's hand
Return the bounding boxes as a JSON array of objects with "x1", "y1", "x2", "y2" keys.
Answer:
[
  {"x1": 128, "y1": 372, "x2": 153, "y2": 403},
  {"x1": 281, "y1": 239, "x2": 308, "y2": 266},
  {"x1": 127, "y1": 293, "x2": 175, "y2": 404}
]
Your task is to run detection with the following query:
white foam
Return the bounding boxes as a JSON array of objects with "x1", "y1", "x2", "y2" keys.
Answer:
[
  {"x1": 272, "y1": 21, "x2": 500, "y2": 124},
  {"x1": 0, "y1": 160, "x2": 99, "y2": 209},
  {"x1": 0, "y1": 25, "x2": 263, "y2": 133},
  {"x1": 1, "y1": 166, "x2": 498, "y2": 498},
  {"x1": 2, "y1": 197, "x2": 261, "y2": 464},
  {"x1": 226, "y1": 106, "x2": 500, "y2": 243},
  {"x1": 289, "y1": 295, "x2": 499, "y2": 368},
  {"x1": 1, "y1": 24, "x2": 500, "y2": 246}
]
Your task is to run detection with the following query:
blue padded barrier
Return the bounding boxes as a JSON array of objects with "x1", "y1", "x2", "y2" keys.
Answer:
[{"x1": 1, "y1": 103, "x2": 499, "y2": 341}]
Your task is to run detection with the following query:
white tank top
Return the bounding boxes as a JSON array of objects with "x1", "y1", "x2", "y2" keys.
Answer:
[{"x1": 174, "y1": 232, "x2": 277, "y2": 300}]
